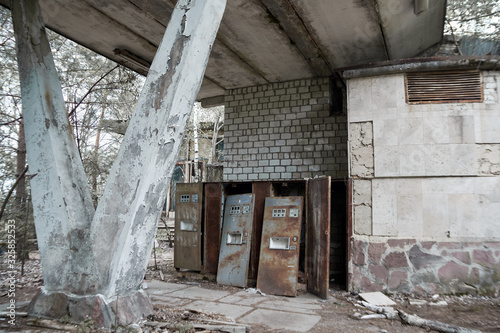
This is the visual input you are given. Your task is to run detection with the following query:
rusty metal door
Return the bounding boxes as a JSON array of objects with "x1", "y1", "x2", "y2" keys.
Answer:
[
  {"x1": 203, "y1": 183, "x2": 222, "y2": 274},
  {"x1": 306, "y1": 177, "x2": 331, "y2": 299},
  {"x1": 217, "y1": 194, "x2": 255, "y2": 287},
  {"x1": 249, "y1": 181, "x2": 270, "y2": 279},
  {"x1": 174, "y1": 183, "x2": 203, "y2": 271},
  {"x1": 256, "y1": 196, "x2": 303, "y2": 297}
]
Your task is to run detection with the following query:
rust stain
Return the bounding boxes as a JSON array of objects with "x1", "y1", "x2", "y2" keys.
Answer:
[
  {"x1": 174, "y1": 183, "x2": 203, "y2": 271},
  {"x1": 306, "y1": 177, "x2": 331, "y2": 300},
  {"x1": 217, "y1": 194, "x2": 255, "y2": 288},
  {"x1": 203, "y1": 183, "x2": 222, "y2": 274},
  {"x1": 256, "y1": 196, "x2": 303, "y2": 297}
]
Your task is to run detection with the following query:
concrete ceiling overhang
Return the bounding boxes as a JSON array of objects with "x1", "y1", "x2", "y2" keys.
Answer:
[{"x1": 1, "y1": 0, "x2": 446, "y2": 102}]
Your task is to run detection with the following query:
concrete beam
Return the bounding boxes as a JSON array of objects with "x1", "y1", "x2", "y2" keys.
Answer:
[
  {"x1": 200, "y1": 95, "x2": 225, "y2": 108},
  {"x1": 260, "y1": 0, "x2": 332, "y2": 76},
  {"x1": 11, "y1": 0, "x2": 96, "y2": 294}
]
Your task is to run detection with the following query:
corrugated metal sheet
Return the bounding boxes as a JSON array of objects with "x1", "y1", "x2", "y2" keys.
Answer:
[
  {"x1": 406, "y1": 71, "x2": 483, "y2": 104},
  {"x1": 460, "y1": 37, "x2": 500, "y2": 56},
  {"x1": 256, "y1": 197, "x2": 303, "y2": 297}
]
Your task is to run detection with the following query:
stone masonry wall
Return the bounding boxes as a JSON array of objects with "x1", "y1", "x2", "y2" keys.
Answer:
[
  {"x1": 352, "y1": 239, "x2": 500, "y2": 295},
  {"x1": 348, "y1": 70, "x2": 500, "y2": 294},
  {"x1": 223, "y1": 78, "x2": 348, "y2": 181}
]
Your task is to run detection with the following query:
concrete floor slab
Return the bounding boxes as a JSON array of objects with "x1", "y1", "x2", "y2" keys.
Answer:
[
  {"x1": 256, "y1": 299, "x2": 323, "y2": 314},
  {"x1": 168, "y1": 286, "x2": 230, "y2": 301},
  {"x1": 239, "y1": 309, "x2": 321, "y2": 332},
  {"x1": 287, "y1": 292, "x2": 324, "y2": 304},
  {"x1": 218, "y1": 295, "x2": 266, "y2": 306},
  {"x1": 149, "y1": 295, "x2": 194, "y2": 307},
  {"x1": 185, "y1": 300, "x2": 253, "y2": 319},
  {"x1": 145, "y1": 280, "x2": 189, "y2": 295}
]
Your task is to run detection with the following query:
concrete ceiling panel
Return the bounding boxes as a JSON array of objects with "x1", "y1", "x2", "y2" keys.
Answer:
[
  {"x1": 83, "y1": 0, "x2": 166, "y2": 47},
  {"x1": 206, "y1": 41, "x2": 268, "y2": 90},
  {"x1": 288, "y1": 0, "x2": 388, "y2": 67},
  {"x1": 216, "y1": 0, "x2": 314, "y2": 82},
  {"x1": 376, "y1": 0, "x2": 446, "y2": 59},
  {"x1": 0, "y1": 0, "x2": 447, "y2": 100}
]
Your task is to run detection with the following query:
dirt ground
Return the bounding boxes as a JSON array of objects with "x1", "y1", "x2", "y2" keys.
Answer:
[{"x1": 1, "y1": 241, "x2": 499, "y2": 332}]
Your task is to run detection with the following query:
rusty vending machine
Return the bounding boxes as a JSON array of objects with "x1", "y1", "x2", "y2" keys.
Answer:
[
  {"x1": 217, "y1": 194, "x2": 255, "y2": 287},
  {"x1": 257, "y1": 196, "x2": 303, "y2": 296},
  {"x1": 174, "y1": 183, "x2": 204, "y2": 271}
]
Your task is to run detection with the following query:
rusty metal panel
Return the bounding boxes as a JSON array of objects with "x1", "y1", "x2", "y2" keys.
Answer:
[
  {"x1": 306, "y1": 177, "x2": 331, "y2": 299},
  {"x1": 406, "y1": 71, "x2": 483, "y2": 104},
  {"x1": 203, "y1": 183, "x2": 223, "y2": 274},
  {"x1": 217, "y1": 194, "x2": 255, "y2": 287},
  {"x1": 174, "y1": 183, "x2": 203, "y2": 271},
  {"x1": 256, "y1": 197, "x2": 303, "y2": 297},
  {"x1": 249, "y1": 182, "x2": 270, "y2": 280}
]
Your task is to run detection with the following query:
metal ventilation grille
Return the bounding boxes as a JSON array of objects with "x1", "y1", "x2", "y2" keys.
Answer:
[{"x1": 406, "y1": 71, "x2": 483, "y2": 104}]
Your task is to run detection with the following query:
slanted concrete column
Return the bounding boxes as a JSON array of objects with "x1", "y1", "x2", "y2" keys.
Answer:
[
  {"x1": 90, "y1": 0, "x2": 226, "y2": 296},
  {"x1": 13, "y1": 0, "x2": 226, "y2": 328},
  {"x1": 11, "y1": 0, "x2": 96, "y2": 293}
]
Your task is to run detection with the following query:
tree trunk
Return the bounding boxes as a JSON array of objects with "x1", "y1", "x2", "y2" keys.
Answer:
[
  {"x1": 91, "y1": 104, "x2": 105, "y2": 206},
  {"x1": 193, "y1": 105, "x2": 200, "y2": 182}
]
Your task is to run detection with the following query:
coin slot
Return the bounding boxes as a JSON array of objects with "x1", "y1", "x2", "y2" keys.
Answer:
[
  {"x1": 269, "y1": 237, "x2": 290, "y2": 250},
  {"x1": 227, "y1": 232, "x2": 243, "y2": 245}
]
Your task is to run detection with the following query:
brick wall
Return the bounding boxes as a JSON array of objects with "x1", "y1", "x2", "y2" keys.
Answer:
[{"x1": 223, "y1": 77, "x2": 348, "y2": 181}]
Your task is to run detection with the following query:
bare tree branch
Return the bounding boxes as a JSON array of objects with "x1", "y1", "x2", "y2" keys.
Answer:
[
  {"x1": 0, "y1": 165, "x2": 28, "y2": 221},
  {"x1": 67, "y1": 64, "x2": 119, "y2": 118}
]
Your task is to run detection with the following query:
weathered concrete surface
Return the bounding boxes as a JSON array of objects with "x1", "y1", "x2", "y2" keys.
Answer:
[
  {"x1": 146, "y1": 282, "x2": 323, "y2": 332},
  {"x1": 28, "y1": 290, "x2": 153, "y2": 327},
  {"x1": 89, "y1": 0, "x2": 227, "y2": 297},
  {"x1": 349, "y1": 122, "x2": 374, "y2": 178},
  {"x1": 348, "y1": 70, "x2": 500, "y2": 293},
  {"x1": 13, "y1": 0, "x2": 226, "y2": 328},
  {"x1": 11, "y1": 0, "x2": 96, "y2": 294},
  {"x1": 0, "y1": 0, "x2": 447, "y2": 101}
]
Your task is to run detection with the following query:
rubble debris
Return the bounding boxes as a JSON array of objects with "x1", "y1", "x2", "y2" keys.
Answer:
[
  {"x1": 359, "y1": 292, "x2": 396, "y2": 306},
  {"x1": 358, "y1": 296, "x2": 483, "y2": 333},
  {"x1": 245, "y1": 288, "x2": 266, "y2": 296},
  {"x1": 146, "y1": 320, "x2": 249, "y2": 332},
  {"x1": 397, "y1": 310, "x2": 482, "y2": 333},
  {"x1": 26, "y1": 318, "x2": 78, "y2": 331},
  {"x1": 360, "y1": 314, "x2": 386, "y2": 320}
]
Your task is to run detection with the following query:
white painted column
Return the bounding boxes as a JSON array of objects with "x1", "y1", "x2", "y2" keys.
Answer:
[
  {"x1": 90, "y1": 0, "x2": 227, "y2": 296},
  {"x1": 11, "y1": 0, "x2": 96, "y2": 294}
]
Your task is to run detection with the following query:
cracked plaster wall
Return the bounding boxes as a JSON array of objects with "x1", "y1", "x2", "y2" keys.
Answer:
[{"x1": 347, "y1": 70, "x2": 500, "y2": 294}]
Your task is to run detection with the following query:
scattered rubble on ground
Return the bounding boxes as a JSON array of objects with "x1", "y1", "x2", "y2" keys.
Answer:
[{"x1": 1, "y1": 249, "x2": 500, "y2": 332}]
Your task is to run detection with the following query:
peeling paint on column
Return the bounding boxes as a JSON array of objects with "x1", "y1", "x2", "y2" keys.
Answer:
[
  {"x1": 14, "y1": 0, "x2": 226, "y2": 327},
  {"x1": 12, "y1": 0, "x2": 96, "y2": 294},
  {"x1": 90, "y1": 0, "x2": 227, "y2": 296}
]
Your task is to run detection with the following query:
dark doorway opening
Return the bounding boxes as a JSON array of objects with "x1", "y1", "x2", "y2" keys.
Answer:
[{"x1": 330, "y1": 180, "x2": 347, "y2": 290}]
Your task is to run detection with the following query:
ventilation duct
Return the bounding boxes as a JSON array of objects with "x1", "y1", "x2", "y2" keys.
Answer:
[{"x1": 405, "y1": 71, "x2": 483, "y2": 104}]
